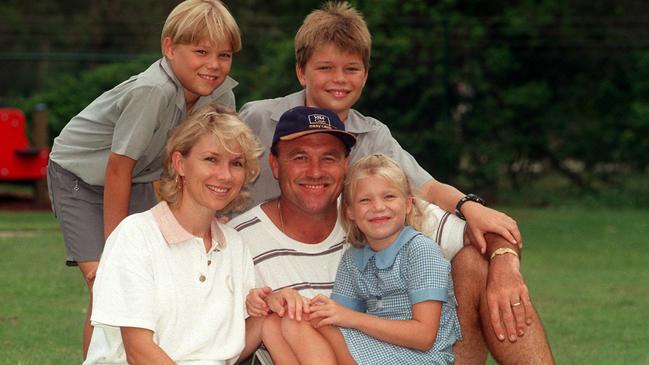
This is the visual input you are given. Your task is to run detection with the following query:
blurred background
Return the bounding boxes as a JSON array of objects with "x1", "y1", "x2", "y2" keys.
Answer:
[
  {"x1": 1, "y1": 2, "x2": 648, "y2": 364},
  {"x1": 1, "y1": 0, "x2": 648, "y2": 206}
]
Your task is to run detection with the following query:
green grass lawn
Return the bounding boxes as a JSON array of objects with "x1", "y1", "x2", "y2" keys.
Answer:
[{"x1": 1, "y1": 208, "x2": 648, "y2": 364}]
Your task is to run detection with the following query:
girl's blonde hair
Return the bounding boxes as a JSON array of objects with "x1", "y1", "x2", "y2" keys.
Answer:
[
  {"x1": 161, "y1": 0, "x2": 241, "y2": 52},
  {"x1": 340, "y1": 154, "x2": 433, "y2": 247},
  {"x1": 159, "y1": 103, "x2": 262, "y2": 214}
]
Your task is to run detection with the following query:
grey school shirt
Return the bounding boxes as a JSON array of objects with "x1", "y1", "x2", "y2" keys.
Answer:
[
  {"x1": 238, "y1": 90, "x2": 433, "y2": 207},
  {"x1": 50, "y1": 57, "x2": 237, "y2": 186}
]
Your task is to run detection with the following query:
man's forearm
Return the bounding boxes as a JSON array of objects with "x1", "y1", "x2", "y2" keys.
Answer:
[{"x1": 484, "y1": 232, "x2": 521, "y2": 261}]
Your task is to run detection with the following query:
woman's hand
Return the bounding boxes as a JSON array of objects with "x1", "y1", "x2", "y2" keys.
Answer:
[{"x1": 246, "y1": 287, "x2": 272, "y2": 317}]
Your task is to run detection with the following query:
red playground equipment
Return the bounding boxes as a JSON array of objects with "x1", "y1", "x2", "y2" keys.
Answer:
[{"x1": 0, "y1": 108, "x2": 49, "y2": 181}]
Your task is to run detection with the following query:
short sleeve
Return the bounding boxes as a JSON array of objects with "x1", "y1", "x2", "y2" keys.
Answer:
[
  {"x1": 91, "y1": 219, "x2": 157, "y2": 330},
  {"x1": 331, "y1": 250, "x2": 366, "y2": 312},
  {"x1": 112, "y1": 86, "x2": 168, "y2": 160},
  {"x1": 362, "y1": 123, "x2": 433, "y2": 189},
  {"x1": 405, "y1": 236, "x2": 452, "y2": 305},
  {"x1": 422, "y1": 203, "x2": 466, "y2": 260}
]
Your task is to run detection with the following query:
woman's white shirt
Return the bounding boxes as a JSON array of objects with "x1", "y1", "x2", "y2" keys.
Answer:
[{"x1": 83, "y1": 201, "x2": 255, "y2": 365}]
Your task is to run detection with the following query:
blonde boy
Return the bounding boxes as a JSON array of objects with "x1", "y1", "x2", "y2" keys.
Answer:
[{"x1": 47, "y1": 0, "x2": 240, "y2": 357}]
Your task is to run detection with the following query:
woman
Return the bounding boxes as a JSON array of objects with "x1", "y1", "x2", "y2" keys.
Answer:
[{"x1": 83, "y1": 104, "x2": 262, "y2": 365}]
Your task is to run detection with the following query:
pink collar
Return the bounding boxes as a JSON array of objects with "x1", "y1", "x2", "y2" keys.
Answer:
[{"x1": 151, "y1": 201, "x2": 226, "y2": 249}]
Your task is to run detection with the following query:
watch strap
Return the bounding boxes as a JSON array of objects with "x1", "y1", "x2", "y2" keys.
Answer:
[{"x1": 455, "y1": 193, "x2": 486, "y2": 220}]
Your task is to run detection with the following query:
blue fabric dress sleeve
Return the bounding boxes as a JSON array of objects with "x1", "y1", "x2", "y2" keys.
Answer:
[
  {"x1": 331, "y1": 249, "x2": 367, "y2": 312},
  {"x1": 405, "y1": 235, "x2": 452, "y2": 304}
]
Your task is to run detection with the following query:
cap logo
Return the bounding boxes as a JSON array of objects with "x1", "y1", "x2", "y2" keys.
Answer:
[{"x1": 307, "y1": 114, "x2": 332, "y2": 130}]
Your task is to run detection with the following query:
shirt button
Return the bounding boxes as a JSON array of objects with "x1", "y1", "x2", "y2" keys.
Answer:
[
  {"x1": 199, "y1": 274, "x2": 206, "y2": 282},
  {"x1": 207, "y1": 260, "x2": 212, "y2": 266}
]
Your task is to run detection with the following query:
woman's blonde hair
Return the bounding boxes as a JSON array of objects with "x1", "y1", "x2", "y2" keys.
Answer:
[
  {"x1": 161, "y1": 0, "x2": 241, "y2": 52},
  {"x1": 159, "y1": 103, "x2": 262, "y2": 214},
  {"x1": 340, "y1": 154, "x2": 432, "y2": 247},
  {"x1": 295, "y1": 1, "x2": 371, "y2": 70}
]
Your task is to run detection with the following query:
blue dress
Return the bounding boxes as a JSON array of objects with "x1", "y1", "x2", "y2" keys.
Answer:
[{"x1": 331, "y1": 226, "x2": 461, "y2": 364}]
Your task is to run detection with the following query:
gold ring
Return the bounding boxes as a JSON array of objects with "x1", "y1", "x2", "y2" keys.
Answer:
[{"x1": 511, "y1": 302, "x2": 522, "y2": 307}]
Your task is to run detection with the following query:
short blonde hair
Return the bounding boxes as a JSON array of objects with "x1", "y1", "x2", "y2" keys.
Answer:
[
  {"x1": 295, "y1": 1, "x2": 371, "y2": 70},
  {"x1": 340, "y1": 154, "x2": 430, "y2": 248},
  {"x1": 160, "y1": 104, "x2": 262, "y2": 214},
  {"x1": 161, "y1": 0, "x2": 241, "y2": 53}
]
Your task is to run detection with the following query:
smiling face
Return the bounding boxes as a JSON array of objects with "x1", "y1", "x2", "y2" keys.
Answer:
[
  {"x1": 296, "y1": 43, "x2": 368, "y2": 121},
  {"x1": 346, "y1": 175, "x2": 412, "y2": 251},
  {"x1": 270, "y1": 133, "x2": 348, "y2": 218},
  {"x1": 173, "y1": 133, "x2": 245, "y2": 216},
  {"x1": 163, "y1": 37, "x2": 233, "y2": 111}
]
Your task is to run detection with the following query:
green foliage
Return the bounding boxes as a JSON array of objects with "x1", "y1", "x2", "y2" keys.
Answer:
[
  {"x1": 4, "y1": 0, "x2": 649, "y2": 202},
  {"x1": 13, "y1": 57, "x2": 155, "y2": 144}
]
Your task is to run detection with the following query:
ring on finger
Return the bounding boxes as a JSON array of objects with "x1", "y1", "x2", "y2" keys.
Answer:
[{"x1": 511, "y1": 302, "x2": 522, "y2": 307}]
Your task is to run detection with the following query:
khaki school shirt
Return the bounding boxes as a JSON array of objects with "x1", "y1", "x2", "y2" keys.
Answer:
[{"x1": 50, "y1": 57, "x2": 237, "y2": 186}]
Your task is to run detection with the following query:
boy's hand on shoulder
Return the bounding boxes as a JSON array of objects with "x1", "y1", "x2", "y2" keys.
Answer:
[{"x1": 464, "y1": 204, "x2": 523, "y2": 253}]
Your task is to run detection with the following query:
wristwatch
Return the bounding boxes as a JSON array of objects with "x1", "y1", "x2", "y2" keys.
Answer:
[{"x1": 455, "y1": 194, "x2": 486, "y2": 220}]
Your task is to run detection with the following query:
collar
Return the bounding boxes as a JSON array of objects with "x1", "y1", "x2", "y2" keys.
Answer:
[
  {"x1": 151, "y1": 201, "x2": 226, "y2": 249},
  {"x1": 343, "y1": 108, "x2": 379, "y2": 134},
  {"x1": 268, "y1": 90, "x2": 378, "y2": 136},
  {"x1": 160, "y1": 57, "x2": 238, "y2": 112},
  {"x1": 270, "y1": 90, "x2": 307, "y2": 122},
  {"x1": 352, "y1": 226, "x2": 420, "y2": 271}
]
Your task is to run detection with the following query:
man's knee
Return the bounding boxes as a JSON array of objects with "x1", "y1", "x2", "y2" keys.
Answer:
[{"x1": 452, "y1": 246, "x2": 488, "y2": 289}]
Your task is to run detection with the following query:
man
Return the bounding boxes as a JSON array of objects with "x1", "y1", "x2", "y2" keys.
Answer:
[{"x1": 231, "y1": 106, "x2": 554, "y2": 364}]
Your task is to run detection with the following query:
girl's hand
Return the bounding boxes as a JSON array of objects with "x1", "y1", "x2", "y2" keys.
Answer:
[
  {"x1": 246, "y1": 287, "x2": 272, "y2": 317},
  {"x1": 308, "y1": 294, "x2": 356, "y2": 328}
]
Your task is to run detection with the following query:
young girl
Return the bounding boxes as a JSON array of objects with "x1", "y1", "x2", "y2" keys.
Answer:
[{"x1": 274, "y1": 153, "x2": 461, "y2": 364}]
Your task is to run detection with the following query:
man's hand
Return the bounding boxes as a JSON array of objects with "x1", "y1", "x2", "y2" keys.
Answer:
[
  {"x1": 246, "y1": 287, "x2": 272, "y2": 317},
  {"x1": 266, "y1": 288, "x2": 311, "y2": 321},
  {"x1": 486, "y1": 254, "x2": 533, "y2": 343},
  {"x1": 463, "y1": 203, "x2": 522, "y2": 254}
]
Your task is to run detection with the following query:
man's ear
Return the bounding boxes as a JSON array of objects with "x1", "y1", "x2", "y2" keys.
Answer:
[
  {"x1": 269, "y1": 153, "x2": 279, "y2": 180},
  {"x1": 296, "y1": 64, "x2": 307, "y2": 87}
]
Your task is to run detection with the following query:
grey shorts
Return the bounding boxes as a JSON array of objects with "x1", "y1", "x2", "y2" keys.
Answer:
[{"x1": 47, "y1": 161, "x2": 158, "y2": 264}]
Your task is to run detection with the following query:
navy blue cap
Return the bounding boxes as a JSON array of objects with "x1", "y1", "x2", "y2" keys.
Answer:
[{"x1": 272, "y1": 106, "x2": 356, "y2": 150}]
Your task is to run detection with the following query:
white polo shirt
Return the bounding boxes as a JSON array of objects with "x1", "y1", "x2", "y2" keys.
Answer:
[{"x1": 84, "y1": 201, "x2": 255, "y2": 365}]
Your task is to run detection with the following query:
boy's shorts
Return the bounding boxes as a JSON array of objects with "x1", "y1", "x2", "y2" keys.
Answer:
[{"x1": 47, "y1": 161, "x2": 158, "y2": 264}]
